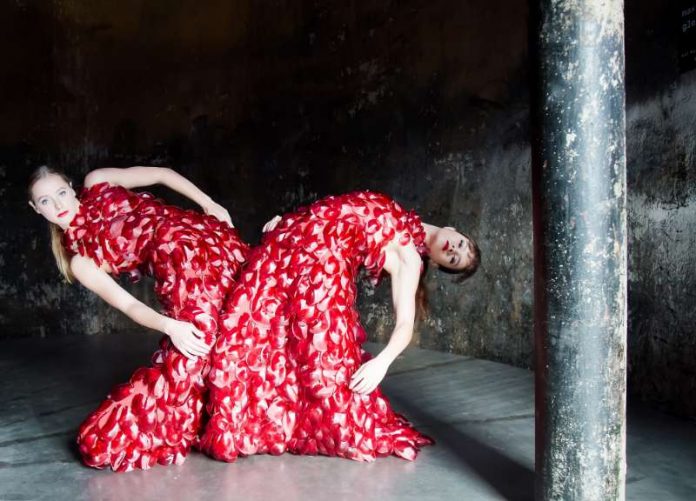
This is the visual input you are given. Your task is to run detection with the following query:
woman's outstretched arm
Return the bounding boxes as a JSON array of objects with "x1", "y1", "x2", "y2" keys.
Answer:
[
  {"x1": 70, "y1": 254, "x2": 210, "y2": 360},
  {"x1": 84, "y1": 167, "x2": 232, "y2": 225},
  {"x1": 349, "y1": 241, "x2": 421, "y2": 395}
]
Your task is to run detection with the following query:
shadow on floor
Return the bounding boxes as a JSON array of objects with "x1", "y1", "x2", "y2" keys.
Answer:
[{"x1": 390, "y1": 394, "x2": 535, "y2": 501}]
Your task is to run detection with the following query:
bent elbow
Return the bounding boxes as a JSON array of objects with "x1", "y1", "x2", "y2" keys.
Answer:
[
  {"x1": 84, "y1": 170, "x2": 106, "y2": 188},
  {"x1": 157, "y1": 167, "x2": 175, "y2": 183}
]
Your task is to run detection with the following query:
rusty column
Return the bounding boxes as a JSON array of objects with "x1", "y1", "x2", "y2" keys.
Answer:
[{"x1": 531, "y1": 1, "x2": 627, "y2": 499}]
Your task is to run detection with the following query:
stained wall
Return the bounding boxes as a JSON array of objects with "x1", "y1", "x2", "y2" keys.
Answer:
[{"x1": 0, "y1": 0, "x2": 693, "y2": 416}]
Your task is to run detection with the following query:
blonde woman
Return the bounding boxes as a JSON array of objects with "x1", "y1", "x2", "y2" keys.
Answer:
[{"x1": 29, "y1": 165, "x2": 248, "y2": 471}]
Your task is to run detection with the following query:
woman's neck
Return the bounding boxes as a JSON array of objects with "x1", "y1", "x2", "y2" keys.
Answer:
[{"x1": 421, "y1": 223, "x2": 440, "y2": 251}]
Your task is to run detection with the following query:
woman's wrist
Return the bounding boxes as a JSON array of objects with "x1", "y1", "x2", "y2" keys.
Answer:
[
  {"x1": 375, "y1": 349, "x2": 396, "y2": 367},
  {"x1": 198, "y1": 194, "x2": 213, "y2": 210},
  {"x1": 157, "y1": 314, "x2": 172, "y2": 335},
  {"x1": 379, "y1": 331, "x2": 412, "y2": 365}
]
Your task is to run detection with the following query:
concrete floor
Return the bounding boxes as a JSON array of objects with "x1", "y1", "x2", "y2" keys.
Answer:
[{"x1": 1, "y1": 333, "x2": 695, "y2": 501}]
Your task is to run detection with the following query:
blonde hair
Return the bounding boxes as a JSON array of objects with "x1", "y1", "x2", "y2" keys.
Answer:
[{"x1": 29, "y1": 166, "x2": 75, "y2": 283}]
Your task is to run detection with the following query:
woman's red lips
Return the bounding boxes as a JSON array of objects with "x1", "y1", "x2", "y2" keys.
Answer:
[
  {"x1": 442, "y1": 241, "x2": 450, "y2": 251},
  {"x1": 57, "y1": 210, "x2": 69, "y2": 218}
]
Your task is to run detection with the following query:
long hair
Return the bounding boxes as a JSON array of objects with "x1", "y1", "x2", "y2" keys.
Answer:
[
  {"x1": 416, "y1": 233, "x2": 482, "y2": 322},
  {"x1": 28, "y1": 166, "x2": 75, "y2": 283},
  {"x1": 454, "y1": 233, "x2": 481, "y2": 283},
  {"x1": 415, "y1": 260, "x2": 430, "y2": 323}
]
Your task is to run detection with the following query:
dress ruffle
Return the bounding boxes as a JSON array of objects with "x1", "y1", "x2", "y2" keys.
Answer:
[
  {"x1": 66, "y1": 182, "x2": 248, "y2": 471},
  {"x1": 201, "y1": 191, "x2": 433, "y2": 463}
]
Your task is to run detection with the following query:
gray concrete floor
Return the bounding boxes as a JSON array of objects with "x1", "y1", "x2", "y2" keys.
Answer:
[{"x1": 1, "y1": 333, "x2": 695, "y2": 501}]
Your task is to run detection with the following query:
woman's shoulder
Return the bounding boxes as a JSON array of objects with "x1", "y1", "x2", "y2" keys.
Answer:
[
  {"x1": 79, "y1": 179, "x2": 155, "y2": 207},
  {"x1": 79, "y1": 180, "x2": 120, "y2": 199},
  {"x1": 83, "y1": 169, "x2": 108, "y2": 189}
]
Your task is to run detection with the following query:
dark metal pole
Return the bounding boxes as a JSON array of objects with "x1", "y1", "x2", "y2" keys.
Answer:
[{"x1": 531, "y1": 1, "x2": 627, "y2": 499}]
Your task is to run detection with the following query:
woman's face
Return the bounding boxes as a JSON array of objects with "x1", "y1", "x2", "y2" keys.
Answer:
[
  {"x1": 428, "y1": 226, "x2": 475, "y2": 271},
  {"x1": 29, "y1": 173, "x2": 79, "y2": 229}
]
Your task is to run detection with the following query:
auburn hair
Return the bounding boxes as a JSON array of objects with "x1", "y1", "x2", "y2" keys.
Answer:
[
  {"x1": 416, "y1": 233, "x2": 482, "y2": 321},
  {"x1": 415, "y1": 260, "x2": 430, "y2": 322}
]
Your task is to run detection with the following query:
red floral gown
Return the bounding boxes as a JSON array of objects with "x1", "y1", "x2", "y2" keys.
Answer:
[
  {"x1": 201, "y1": 191, "x2": 433, "y2": 463},
  {"x1": 64, "y1": 182, "x2": 248, "y2": 472}
]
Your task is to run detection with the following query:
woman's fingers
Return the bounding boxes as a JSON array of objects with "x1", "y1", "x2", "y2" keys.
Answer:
[
  {"x1": 349, "y1": 362, "x2": 380, "y2": 394},
  {"x1": 167, "y1": 320, "x2": 211, "y2": 359},
  {"x1": 185, "y1": 341, "x2": 207, "y2": 358},
  {"x1": 190, "y1": 325, "x2": 205, "y2": 339},
  {"x1": 352, "y1": 363, "x2": 366, "y2": 377},
  {"x1": 354, "y1": 380, "x2": 368, "y2": 394},
  {"x1": 190, "y1": 346, "x2": 207, "y2": 358},
  {"x1": 349, "y1": 369, "x2": 364, "y2": 389},
  {"x1": 350, "y1": 375, "x2": 369, "y2": 393},
  {"x1": 350, "y1": 361, "x2": 373, "y2": 390},
  {"x1": 179, "y1": 346, "x2": 195, "y2": 360},
  {"x1": 205, "y1": 203, "x2": 234, "y2": 227},
  {"x1": 188, "y1": 334, "x2": 210, "y2": 354},
  {"x1": 358, "y1": 379, "x2": 376, "y2": 395},
  {"x1": 195, "y1": 343, "x2": 210, "y2": 356},
  {"x1": 191, "y1": 336, "x2": 208, "y2": 348},
  {"x1": 263, "y1": 215, "x2": 281, "y2": 232},
  {"x1": 183, "y1": 326, "x2": 207, "y2": 349},
  {"x1": 186, "y1": 338, "x2": 205, "y2": 354}
]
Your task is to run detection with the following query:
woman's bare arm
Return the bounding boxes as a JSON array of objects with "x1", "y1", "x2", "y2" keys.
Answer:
[
  {"x1": 83, "y1": 167, "x2": 232, "y2": 225},
  {"x1": 349, "y1": 240, "x2": 421, "y2": 394},
  {"x1": 70, "y1": 254, "x2": 210, "y2": 359}
]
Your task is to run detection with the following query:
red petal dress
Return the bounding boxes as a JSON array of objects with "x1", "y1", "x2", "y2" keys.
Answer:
[
  {"x1": 201, "y1": 191, "x2": 433, "y2": 463},
  {"x1": 64, "y1": 182, "x2": 248, "y2": 472}
]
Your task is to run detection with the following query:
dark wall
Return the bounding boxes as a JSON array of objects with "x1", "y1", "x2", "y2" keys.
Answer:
[
  {"x1": 0, "y1": 0, "x2": 531, "y2": 366},
  {"x1": 1, "y1": 1, "x2": 694, "y2": 417},
  {"x1": 624, "y1": 1, "x2": 696, "y2": 417}
]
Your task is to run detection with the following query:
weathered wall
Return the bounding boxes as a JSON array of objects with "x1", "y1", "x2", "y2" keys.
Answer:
[
  {"x1": 624, "y1": 1, "x2": 696, "y2": 417},
  {"x1": 0, "y1": 0, "x2": 532, "y2": 369},
  {"x1": 2, "y1": 0, "x2": 694, "y2": 417}
]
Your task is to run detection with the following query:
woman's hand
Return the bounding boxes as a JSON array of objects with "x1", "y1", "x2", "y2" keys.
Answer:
[
  {"x1": 263, "y1": 215, "x2": 282, "y2": 233},
  {"x1": 162, "y1": 317, "x2": 210, "y2": 360},
  {"x1": 349, "y1": 356, "x2": 390, "y2": 395},
  {"x1": 202, "y1": 200, "x2": 234, "y2": 227}
]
